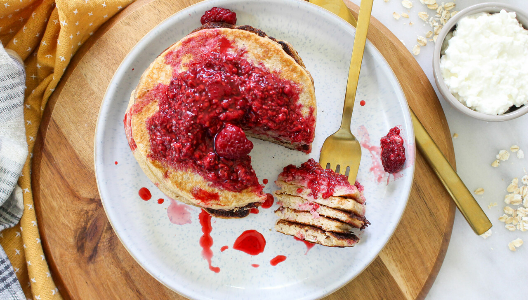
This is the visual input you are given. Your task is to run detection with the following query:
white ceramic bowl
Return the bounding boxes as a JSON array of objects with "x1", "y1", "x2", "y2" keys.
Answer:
[{"x1": 433, "y1": 2, "x2": 528, "y2": 122}]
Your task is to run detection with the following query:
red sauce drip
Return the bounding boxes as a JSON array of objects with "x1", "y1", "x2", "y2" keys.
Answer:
[
  {"x1": 138, "y1": 187, "x2": 151, "y2": 201},
  {"x1": 147, "y1": 30, "x2": 315, "y2": 193},
  {"x1": 279, "y1": 159, "x2": 352, "y2": 199},
  {"x1": 358, "y1": 125, "x2": 384, "y2": 183},
  {"x1": 294, "y1": 236, "x2": 315, "y2": 254},
  {"x1": 263, "y1": 179, "x2": 268, "y2": 184},
  {"x1": 220, "y1": 246, "x2": 228, "y2": 252},
  {"x1": 261, "y1": 193, "x2": 274, "y2": 209},
  {"x1": 167, "y1": 199, "x2": 192, "y2": 225},
  {"x1": 380, "y1": 126, "x2": 406, "y2": 173},
  {"x1": 191, "y1": 188, "x2": 220, "y2": 204},
  {"x1": 114, "y1": 161, "x2": 118, "y2": 165},
  {"x1": 157, "y1": 198, "x2": 164, "y2": 204},
  {"x1": 132, "y1": 68, "x2": 134, "y2": 71},
  {"x1": 199, "y1": 209, "x2": 220, "y2": 273},
  {"x1": 233, "y1": 230, "x2": 266, "y2": 255},
  {"x1": 251, "y1": 264, "x2": 260, "y2": 268},
  {"x1": 270, "y1": 255, "x2": 286, "y2": 266},
  {"x1": 250, "y1": 208, "x2": 259, "y2": 214},
  {"x1": 360, "y1": 100, "x2": 366, "y2": 106},
  {"x1": 296, "y1": 188, "x2": 303, "y2": 194}
]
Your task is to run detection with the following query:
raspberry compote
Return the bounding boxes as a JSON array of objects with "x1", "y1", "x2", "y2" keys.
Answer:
[
  {"x1": 201, "y1": 7, "x2": 237, "y2": 25},
  {"x1": 279, "y1": 159, "x2": 353, "y2": 199},
  {"x1": 146, "y1": 29, "x2": 315, "y2": 193},
  {"x1": 380, "y1": 126, "x2": 406, "y2": 173}
]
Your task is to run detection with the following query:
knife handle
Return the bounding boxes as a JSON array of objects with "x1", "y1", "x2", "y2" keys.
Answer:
[{"x1": 411, "y1": 111, "x2": 492, "y2": 235}]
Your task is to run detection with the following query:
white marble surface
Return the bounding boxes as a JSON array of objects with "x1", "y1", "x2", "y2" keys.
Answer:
[{"x1": 346, "y1": 0, "x2": 528, "y2": 299}]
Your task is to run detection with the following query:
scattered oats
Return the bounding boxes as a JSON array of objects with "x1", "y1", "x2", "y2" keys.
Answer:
[
  {"x1": 488, "y1": 202, "x2": 497, "y2": 209},
  {"x1": 480, "y1": 229, "x2": 492, "y2": 239},
  {"x1": 474, "y1": 188, "x2": 484, "y2": 195},
  {"x1": 401, "y1": 12, "x2": 409, "y2": 18},
  {"x1": 393, "y1": 12, "x2": 401, "y2": 20},
  {"x1": 412, "y1": 45, "x2": 420, "y2": 55},
  {"x1": 417, "y1": 36, "x2": 427, "y2": 46},
  {"x1": 521, "y1": 221, "x2": 528, "y2": 232},
  {"x1": 507, "y1": 178, "x2": 518, "y2": 193},
  {"x1": 402, "y1": 0, "x2": 413, "y2": 9},
  {"x1": 491, "y1": 159, "x2": 500, "y2": 167},
  {"x1": 524, "y1": 196, "x2": 528, "y2": 208},
  {"x1": 418, "y1": 12, "x2": 429, "y2": 21},
  {"x1": 506, "y1": 217, "x2": 514, "y2": 224},
  {"x1": 499, "y1": 214, "x2": 508, "y2": 222},
  {"x1": 409, "y1": 22, "x2": 414, "y2": 26},
  {"x1": 433, "y1": 34, "x2": 438, "y2": 42},
  {"x1": 497, "y1": 150, "x2": 510, "y2": 161},
  {"x1": 505, "y1": 194, "x2": 514, "y2": 204},
  {"x1": 518, "y1": 207, "x2": 528, "y2": 216},
  {"x1": 508, "y1": 241, "x2": 517, "y2": 251},
  {"x1": 436, "y1": 6, "x2": 442, "y2": 14},
  {"x1": 426, "y1": 30, "x2": 433, "y2": 38},
  {"x1": 444, "y1": 2, "x2": 455, "y2": 11},
  {"x1": 517, "y1": 149, "x2": 524, "y2": 159},
  {"x1": 506, "y1": 224, "x2": 517, "y2": 231},
  {"x1": 513, "y1": 216, "x2": 521, "y2": 225},
  {"x1": 504, "y1": 206, "x2": 515, "y2": 215},
  {"x1": 510, "y1": 145, "x2": 520, "y2": 152},
  {"x1": 512, "y1": 238, "x2": 524, "y2": 248},
  {"x1": 512, "y1": 194, "x2": 523, "y2": 206},
  {"x1": 523, "y1": 175, "x2": 528, "y2": 185},
  {"x1": 422, "y1": 0, "x2": 436, "y2": 4},
  {"x1": 427, "y1": 3, "x2": 438, "y2": 10},
  {"x1": 451, "y1": 11, "x2": 458, "y2": 17}
]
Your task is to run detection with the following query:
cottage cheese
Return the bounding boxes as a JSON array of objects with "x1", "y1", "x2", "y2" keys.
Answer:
[{"x1": 440, "y1": 10, "x2": 528, "y2": 115}]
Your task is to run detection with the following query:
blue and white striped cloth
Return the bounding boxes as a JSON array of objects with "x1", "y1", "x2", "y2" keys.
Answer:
[{"x1": 0, "y1": 42, "x2": 29, "y2": 300}]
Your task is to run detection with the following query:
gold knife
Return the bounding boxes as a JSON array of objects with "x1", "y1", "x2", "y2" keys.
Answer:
[{"x1": 309, "y1": 0, "x2": 492, "y2": 235}]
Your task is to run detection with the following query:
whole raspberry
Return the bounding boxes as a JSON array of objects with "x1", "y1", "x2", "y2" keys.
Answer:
[
  {"x1": 380, "y1": 127, "x2": 406, "y2": 173},
  {"x1": 215, "y1": 124, "x2": 253, "y2": 159},
  {"x1": 200, "y1": 7, "x2": 237, "y2": 25}
]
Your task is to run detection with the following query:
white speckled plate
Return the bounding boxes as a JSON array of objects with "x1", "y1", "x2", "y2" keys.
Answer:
[{"x1": 95, "y1": 0, "x2": 415, "y2": 299}]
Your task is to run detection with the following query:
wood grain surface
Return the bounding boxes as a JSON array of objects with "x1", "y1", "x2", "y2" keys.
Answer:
[{"x1": 32, "y1": 0, "x2": 456, "y2": 299}]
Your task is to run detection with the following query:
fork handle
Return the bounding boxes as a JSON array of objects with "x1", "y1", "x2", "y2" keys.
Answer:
[
  {"x1": 340, "y1": 0, "x2": 373, "y2": 131},
  {"x1": 411, "y1": 112, "x2": 492, "y2": 235}
]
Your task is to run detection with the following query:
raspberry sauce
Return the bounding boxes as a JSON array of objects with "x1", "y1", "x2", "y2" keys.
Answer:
[
  {"x1": 279, "y1": 159, "x2": 352, "y2": 199},
  {"x1": 294, "y1": 236, "x2": 315, "y2": 254},
  {"x1": 167, "y1": 199, "x2": 192, "y2": 225},
  {"x1": 233, "y1": 230, "x2": 266, "y2": 255},
  {"x1": 261, "y1": 193, "x2": 274, "y2": 209},
  {"x1": 139, "y1": 187, "x2": 152, "y2": 201},
  {"x1": 199, "y1": 210, "x2": 220, "y2": 273},
  {"x1": 220, "y1": 246, "x2": 228, "y2": 252},
  {"x1": 251, "y1": 264, "x2": 260, "y2": 268},
  {"x1": 141, "y1": 29, "x2": 314, "y2": 194},
  {"x1": 270, "y1": 255, "x2": 286, "y2": 266},
  {"x1": 380, "y1": 127, "x2": 406, "y2": 173}
]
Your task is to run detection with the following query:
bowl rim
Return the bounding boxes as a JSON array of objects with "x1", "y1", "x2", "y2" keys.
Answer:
[{"x1": 433, "y1": 2, "x2": 528, "y2": 122}]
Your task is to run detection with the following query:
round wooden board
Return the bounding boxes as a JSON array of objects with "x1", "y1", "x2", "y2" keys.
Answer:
[{"x1": 32, "y1": 0, "x2": 456, "y2": 299}]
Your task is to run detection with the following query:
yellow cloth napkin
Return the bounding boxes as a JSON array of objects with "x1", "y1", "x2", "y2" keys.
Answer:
[{"x1": 0, "y1": 0, "x2": 133, "y2": 299}]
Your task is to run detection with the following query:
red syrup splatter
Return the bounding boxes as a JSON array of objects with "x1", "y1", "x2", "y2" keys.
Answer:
[
  {"x1": 360, "y1": 100, "x2": 366, "y2": 106},
  {"x1": 250, "y1": 208, "x2": 259, "y2": 214},
  {"x1": 167, "y1": 199, "x2": 192, "y2": 225},
  {"x1": 220, "y1": 246, "x2": 228, "y2": 252},
  {"x1": 132, "y1": 68, "x2": 134, "y2": 71},
  {"x1": 199, "y1": 210, "x2": 220, "y2": 273},
  {"x1": 157, "y1": 198, "x2": 164, "y2": 204},
  {"x1": 263, "y1": 179, "x2": 268, "y2": 184},
  {"x1": 233, "y1": 230, "x2": 266, "y2": 255},
  {"x1": 261, "y1": 193, "x2": 274, "y2": 209},
  {"x1": 294, "y1": 236, "x2": 315, "y2": 254},
  {"x1": 270, "y1": 255, "x2": 286, "y2": 266},
  {"x1": 139, "y1": 188, "x2": 152, "y2": 201},
  {"x1": 251, "y1": 264, "x2": 260, "y2": 268},
  {"x1": 114, "y1": 161, "x2": 118, "y2": 165}
]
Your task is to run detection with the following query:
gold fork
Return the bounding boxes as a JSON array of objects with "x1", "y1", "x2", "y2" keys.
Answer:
[{"x1": 318, "y1": 0, "x2": 373, "y2": 184}]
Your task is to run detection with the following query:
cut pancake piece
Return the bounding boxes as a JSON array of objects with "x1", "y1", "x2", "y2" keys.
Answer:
[
  {"x1": 275, "y1": 183, "x2": 365, "y2": 215},
  {"x1": 275, "y1": 220, "x2": 359, "y2": 247},
  {"x1": 275, "y1": 193, "x2": 369, "y2": 229},
  {"x1": 275, "y1": 207, "x2": 354, "y2": 233}
]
